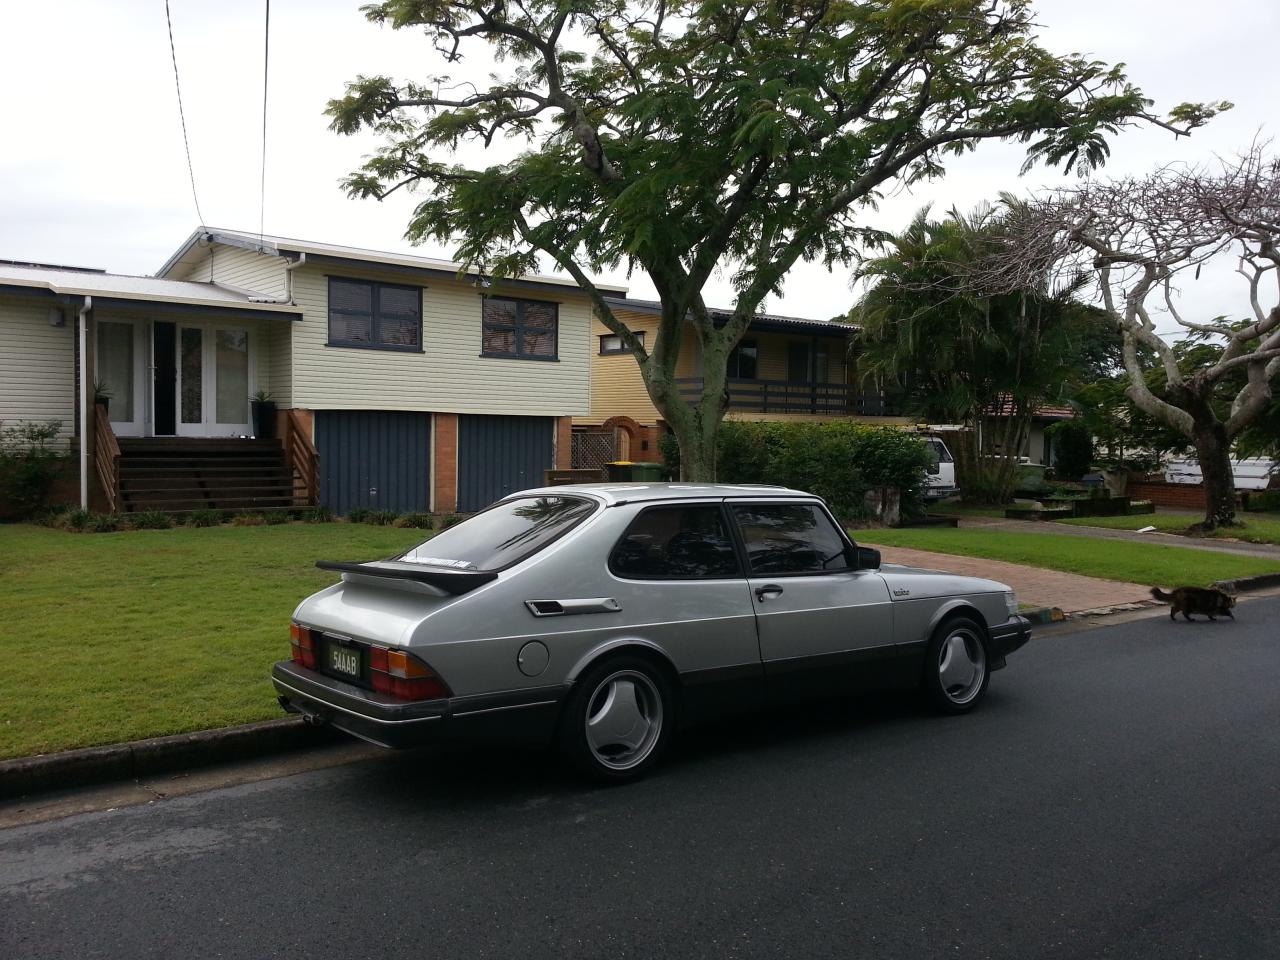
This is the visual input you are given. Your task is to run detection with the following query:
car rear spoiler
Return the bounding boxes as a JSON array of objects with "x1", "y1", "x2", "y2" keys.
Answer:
[{"x1": 315, "y1": 560, "x2": 498, "y2": 596}]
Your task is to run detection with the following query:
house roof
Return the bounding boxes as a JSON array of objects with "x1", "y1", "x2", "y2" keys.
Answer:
[
  {"x1": 0, "y1": 262, "x2": 301, "y2": 316},
  {"x1": 985, "y1": 396, "x2": 1077, "y2": 420},
  {"x1": 603, "y1": 297, "x2": 851, "y2": 337},
  {"x1": 160, "y1": 227, "x2": 630, "y2": 296}
]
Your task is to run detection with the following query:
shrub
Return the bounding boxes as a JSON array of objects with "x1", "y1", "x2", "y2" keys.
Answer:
[
  {"x1": 1246, "y1": 489, "x2": 1280, "y2": 513},
  {"x1": 394, "y1": 512, "x2": 435, "y2": 529},
  {"x1": 231, "y1": 511, "x2": 267, "y2": 526},
  {"x1": 1046, "y1": 419, "x2": 1093, "y2": 481},
  {"x1": 187, "y1": 508, "x2": 223, "y2": 527},
  {"x1": 63, "y1": 508, "x2": 94, "y2": 531},
  {"x1": 128, "y1": 510, "x2": 173, "y2": 530},
  {"x1": 436, "y1": 513, "x2": 465, "y2": 529},
  {"x1": 300, "y1": 505, "x2": 334, "y2": 523},
  {"x1": 90, "y1": 513, "x2": 122, "y2": 533},
  {"x1": 0, "y1": 419, "x2": 66, "y2": 519},
  {"x1": 262, "y1": 510, "x2": 290, "y2": 525},
  {"x1": 661, "y1": 421, "x2": 932, "y2": 520},
  {"x1": 347, "y1": 506, "x2": 372, "y2": 523},
  {"x1": 364, "y1": 509, "x2": 400, "y2": 526}
]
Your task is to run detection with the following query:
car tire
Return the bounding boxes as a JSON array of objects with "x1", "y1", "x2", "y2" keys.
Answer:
[
  {"x1": 922, "y1": 615, "x2": 990, "y2": 714},
  {"x1": 558, "y1": 655, "x2": 675, "y2": 784}
]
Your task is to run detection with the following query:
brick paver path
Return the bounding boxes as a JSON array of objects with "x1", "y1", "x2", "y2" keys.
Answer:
[{"x1": 877, "y1": 545, "x2": 1151, "y2": 615}]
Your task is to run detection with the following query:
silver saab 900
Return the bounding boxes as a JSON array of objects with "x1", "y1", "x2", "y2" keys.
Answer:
[{"x1": 273, "y1": 484, "x2": 1031, "y2": 782}]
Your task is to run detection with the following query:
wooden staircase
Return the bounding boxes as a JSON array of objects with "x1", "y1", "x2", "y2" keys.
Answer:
[{"x1": 116, "y1": 438, "x2": 307, "y2": 514}]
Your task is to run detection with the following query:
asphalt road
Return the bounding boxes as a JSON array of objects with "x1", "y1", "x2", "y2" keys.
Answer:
[{"x1": 3, "y1": 600, "x2": 1279, "y2": 960}]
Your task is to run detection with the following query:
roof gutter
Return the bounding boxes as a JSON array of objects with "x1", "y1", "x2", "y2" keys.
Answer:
[{"x1": 78, "y1": 295, "x2": 92, "y2": 510}]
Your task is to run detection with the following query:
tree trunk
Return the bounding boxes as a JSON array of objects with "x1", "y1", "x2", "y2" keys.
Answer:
[{"x1": 1191, "y1": 425, "x2": 1239, "y2": 531}]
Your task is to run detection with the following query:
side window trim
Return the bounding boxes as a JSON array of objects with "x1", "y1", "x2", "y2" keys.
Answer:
[
  {"x1": 608, "y1": 502, "x2": 746, "y2": 581},
  {"x1": 727, "y1": 499, "x2": 856, "y2": 577}
]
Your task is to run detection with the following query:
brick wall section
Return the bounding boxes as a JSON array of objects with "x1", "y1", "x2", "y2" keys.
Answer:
[
  {"x1": 433, "y1": 413, "x2": 459, "y2": 513},
  {"x1": 1127, "y1": 480, "x2": 1243, "y2": 510},
  {"x1": 555, "y1": 416, "x2": 573, "y2": 470}
]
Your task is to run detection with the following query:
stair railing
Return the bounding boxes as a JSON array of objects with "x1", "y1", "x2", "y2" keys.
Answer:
[
  {"x1": 93, "y1": 404, "x2": 121, "y2": 513},
  {"x1": 283, "y1": 409, "x2": 319, "y2": 506}
]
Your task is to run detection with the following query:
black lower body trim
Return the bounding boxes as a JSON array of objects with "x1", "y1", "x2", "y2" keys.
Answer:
[
  {"x1": 272, "y1": 661, "x2": 566, "y2": 749},
  {"x1": 986, "y1": 615, "x2": 1032, "y2": 670}
]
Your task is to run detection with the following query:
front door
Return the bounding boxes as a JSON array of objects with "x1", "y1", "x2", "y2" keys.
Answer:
[
  {"x1": 163, "y1": 323, "x2": 252, "y2": 437},
  {"x1": 96, "y1": 319, "x2": 147, "y2": 437},
  {"x1": 729, "y1": 500, "x2": 894, "y2": 701}
]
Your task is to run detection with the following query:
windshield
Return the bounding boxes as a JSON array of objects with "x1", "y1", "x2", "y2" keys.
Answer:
[
  {"x1": 397, "y1": 495, "x2": 597, "y2": 571},
  {"x1": 927, "y1": 439, "x2": 953, "y2": 464}
]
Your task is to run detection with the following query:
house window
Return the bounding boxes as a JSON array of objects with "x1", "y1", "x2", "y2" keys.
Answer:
[
  {"x1": 727, "y1": 339, "x2": 758, "y2": 379},
  {"x1": 599, "y1": 331, "x2": 644, "y2": 355},
  {"x1": 482, "y1": 297, "x2": 559, "y2": 360},
  {"x1": 327, "y1": 278, "x2": 422, "y2": 351}
]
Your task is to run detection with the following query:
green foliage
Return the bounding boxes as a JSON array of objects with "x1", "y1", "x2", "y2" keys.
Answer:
[
  {"x1": 63, "y1": 508, "x2": 94, "y2": 532},
  {"x1": 0, "y1": 420, "x2": 66, "y2": 519},
  {"x1": 231, "y1": 512, "x2": 268, "y2": 527},
  {"x1": 1046, "y1": 420, "x2": 1094, "y2": 481},
  {"x1": 663, "y1": 421, "x2": 931, "y2": 520},
  {"x1": 327, "y1": 0, "x2": 1208, "y2": 479},
  {"x1": 263, "y1": 511, "x2": 290, "y2": 526},
  {"x1": 346, "y1": 506, "x2": 372, "y2": 524},
  {"x1": 1246, "y1": 490, "x2": 1280, "y2": 513},
  {"x1": 436, "y1": 513, "x2": 465, "y2": 529},
  {"x1": 394, "y1": 512, "x2": 435, "y2": 529},
  {"x1": 187, "y1": 509, "x2": 224, "y2": 528},
  {"x1": 127, "y1": 510, "x2": 173, "y2": 531},
  {"x1": 365, "y1": 510, "x2": 400, "y2": 526},
  {"x1": 301, "y1": 505, "x2": 335, "y2": 523},
  {"x1": 90, "y1": 513, "x2": 122, "y2": 534}
]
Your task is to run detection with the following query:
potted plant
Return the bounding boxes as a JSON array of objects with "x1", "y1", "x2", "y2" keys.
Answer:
[
  {"x1": 93, "y1": 380, "x2": 113, "y2": 416},
  {"x1": 250, "y1": 390, "x2": 277, "y2": 439}
]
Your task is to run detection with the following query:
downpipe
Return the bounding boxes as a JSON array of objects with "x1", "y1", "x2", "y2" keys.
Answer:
[{"x1": 78, "y1": 295, "x2": 92, "y2": 510}]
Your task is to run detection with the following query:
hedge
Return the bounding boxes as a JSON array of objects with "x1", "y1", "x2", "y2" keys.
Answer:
[{"x1": 661, "y1": 421, "x2": 931, "y2": 519}]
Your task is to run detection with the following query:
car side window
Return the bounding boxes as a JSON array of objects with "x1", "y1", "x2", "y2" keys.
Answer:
[
  {"x1": 610, "y1": 506, "x2": 742, "y2": 579},
  {"x1": 731, "y1": 503, "x2": 851, "y2": 575}
]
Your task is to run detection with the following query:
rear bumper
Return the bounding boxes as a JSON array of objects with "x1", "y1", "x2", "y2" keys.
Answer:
[
  {"x1": 987, "y1": 615, "x2": 1032, "y2": 669},
  {"x1": 272, "y1": 661, "x2": 566, "y2": 749}
]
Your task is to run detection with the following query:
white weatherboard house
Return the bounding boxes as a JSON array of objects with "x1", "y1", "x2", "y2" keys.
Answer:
[{"x1": 0, "y1": 228, "x2": 625, "y2": 516}]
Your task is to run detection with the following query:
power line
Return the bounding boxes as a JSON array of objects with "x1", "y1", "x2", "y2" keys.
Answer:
[
  {"x1": 259, "y1": 0, "x2": 270, "y2": 248},
  {"x1": 164, "y1": 0, "x2": 205, "y2": 226}
]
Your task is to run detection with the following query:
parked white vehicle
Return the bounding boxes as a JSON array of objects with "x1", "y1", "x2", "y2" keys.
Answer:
[
  {"x1": 923, "y1": 435, "x2": 958, "y2": 500},
  {"x1": 1164, "y1": 457, "x2": 1277, "y2": 490}
]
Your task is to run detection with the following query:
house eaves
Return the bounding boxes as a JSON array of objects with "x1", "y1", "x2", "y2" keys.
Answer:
[{"x1": 602, "y1": 296, "x2": 854, "y2": 337}]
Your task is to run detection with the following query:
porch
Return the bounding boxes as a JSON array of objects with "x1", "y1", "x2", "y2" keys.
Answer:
[{"x1": 675, "y1": 377, "x2": 902, "y2": 417}]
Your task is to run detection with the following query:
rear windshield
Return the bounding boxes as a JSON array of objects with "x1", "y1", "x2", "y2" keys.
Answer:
[{"x1": 397, "y1": 495, "x2": 596, "y2": 572}]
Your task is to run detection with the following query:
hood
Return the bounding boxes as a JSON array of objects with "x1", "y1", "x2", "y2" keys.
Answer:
[{"x1": 877, "y1": 563, "x2": 1010, "y2": 601}]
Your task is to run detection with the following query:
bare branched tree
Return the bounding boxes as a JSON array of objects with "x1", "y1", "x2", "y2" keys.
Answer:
[{"x1": 980, "y1": 146, "x2": 1280, "y2": 529}]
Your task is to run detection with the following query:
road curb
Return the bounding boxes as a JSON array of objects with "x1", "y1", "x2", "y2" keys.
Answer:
[
  {"x1": 1021, "y1": 606, "x2": 1065, "y2": 625},
  {"x1": 0, "y1": 716, "x2": 337, "y2": 800},
  {"x1": 1213, "y1": 572, "x2": 1280, "y2": 593}
]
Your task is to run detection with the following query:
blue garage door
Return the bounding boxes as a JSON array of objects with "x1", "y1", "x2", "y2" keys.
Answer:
[
  {"x1": 457, "y1": 415, "x2": 555, "y2": 513},
  {"x1": 315, "y1": 410, "x2": 431, "y2": 515}
]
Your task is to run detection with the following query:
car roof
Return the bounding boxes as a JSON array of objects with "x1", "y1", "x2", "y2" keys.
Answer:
[{"x1": 504, "y1": 482, "x2": 819, "y2": 506}]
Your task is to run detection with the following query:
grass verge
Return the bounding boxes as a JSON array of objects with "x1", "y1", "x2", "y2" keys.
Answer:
[
  {"x1": 855, "y1": 526, "x2": 1280, "y2": 586},
  {"x1": 0, "y1": 523, "x2": 426, "y2": 760},
  {"x1": 1057, "y1": 512, "x2": 1280, "y2": 546}
]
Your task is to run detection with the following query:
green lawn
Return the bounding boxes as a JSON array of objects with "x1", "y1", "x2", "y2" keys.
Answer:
[
  {"x1": 1057, "y1": 512, "x2": 1280, "y2": 546},
  {"x1": 855, "y1": 526, "x2": 1280, "y2": 587},
  {"x1": 0, "y1": 523, "x2": 427, "y2": 760}
]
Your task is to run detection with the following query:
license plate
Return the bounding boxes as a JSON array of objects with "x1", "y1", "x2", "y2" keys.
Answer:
[{"x1": 326, "y1": 642, "x2": 363, "y2": 680}]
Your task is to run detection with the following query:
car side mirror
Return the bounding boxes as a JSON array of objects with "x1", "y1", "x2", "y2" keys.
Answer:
[{"x1": 850, "y1": 546, "x2": 880, "y2": 570}]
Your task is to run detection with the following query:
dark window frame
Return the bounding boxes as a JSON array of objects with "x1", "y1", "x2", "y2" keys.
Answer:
[
  {"x1": 608, "y1": 502, "x2": 745, "y2": 581},
  {"x1": 727, "y1": 338, "x2": 759, "y2": 379},
  {"x1": 599, "y1": 330, "x2": 645, "y2": 355},
  {"x1": 481, "y1": 295, "x2": 561, "y2": 361},
  {"x1": 326, "y1": 277, "x2": 424, "y2": 353},
  {"x1": 727, "y1": 499, "x2": 856, "y2": 577}
]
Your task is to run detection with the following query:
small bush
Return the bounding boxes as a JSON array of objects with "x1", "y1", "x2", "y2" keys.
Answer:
[
  {"x1": 62, "y1": 508, "x2": 94, "y2": 531},
  {"x1": 263, "y1": 511, "x2": 290, "y2": 525},
  {"x1": 1046, "y1": 419, "x2": 1093, "y2": 481},
  {"x1": 187, "y1": 508, "x2": 223, "y2": 528},
  {"x1": 231, "y1": 511, "x2": 267, "y2": 526},
  {"x1": 347, "y1": 506, "x2": 372, "y2": 523},
  {"x1": 0, "y1": 419, "x2": 66, "y2": 519},
  {"x1": 394, "y1": 512, "x2": 435, "y2": 529},
  {"x1": 1246, "y1": 489, "x2": 1280, "y2": 513},
  {"x1": 364, "y1": 509, "x2": 399, "y2": 526},
  {"x1": 90, "y1": 513, "x2": 122, "y2": 533},
  {"x1": 300, "y1": 505, "x2": 334, "y2": 523},
  {"x1": 127, "y1": 510, "x2": 173, "y2": 530},
  {"x1": 436, "y1": 513, "x2": 465, "y2": 529}
]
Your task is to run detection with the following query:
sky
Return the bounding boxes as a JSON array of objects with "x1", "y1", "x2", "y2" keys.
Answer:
[{"x1": 2, "y1": 0, "x2": 1277, "y2": 335}]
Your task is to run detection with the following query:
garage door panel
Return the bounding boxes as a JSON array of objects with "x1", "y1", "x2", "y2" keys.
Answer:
[
  {"x1": 457, "y1": 415, "x2": 554, "y2": 513},
  {"x1": 315, "y1": 410, "x2": 431, "y2": 515}
]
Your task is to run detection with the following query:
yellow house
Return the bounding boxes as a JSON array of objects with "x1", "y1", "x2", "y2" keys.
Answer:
[{"x1": 575, "y1": 297, "x2": 911, "y2": 464}]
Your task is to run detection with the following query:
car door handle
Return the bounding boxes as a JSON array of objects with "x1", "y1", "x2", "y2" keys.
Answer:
[{"x1": 755, "y1": 584, "x2": 784, "y2": 601}]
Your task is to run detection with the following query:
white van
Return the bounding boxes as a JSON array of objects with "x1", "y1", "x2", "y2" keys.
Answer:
[{"x1": 923, "y1": 435, "x2": 958, "y2": 501}]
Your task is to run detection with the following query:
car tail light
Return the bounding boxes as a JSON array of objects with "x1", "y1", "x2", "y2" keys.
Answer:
[
  {"x1": 369, "y1": 645, "x2": 451, "y2": 701},
  {"x1": 289, "y1": 622, "x2": 316, "y2": 669}
]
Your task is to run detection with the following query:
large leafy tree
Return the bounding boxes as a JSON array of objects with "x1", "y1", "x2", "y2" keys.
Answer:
[
  {"x1": 851, "y1": 205, "x2": 1113, "y2": 502},
  {"x1": 328, "y1": 0, "x2": 1221, "y2": 480}
]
